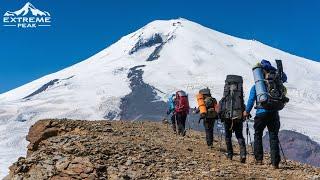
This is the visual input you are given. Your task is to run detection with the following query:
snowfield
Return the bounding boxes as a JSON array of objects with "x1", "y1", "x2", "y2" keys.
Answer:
[{"x1": 0, "y1": 18, "x2": 320, "y2": 177}]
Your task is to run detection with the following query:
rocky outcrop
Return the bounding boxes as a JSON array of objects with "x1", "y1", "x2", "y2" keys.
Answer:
[{"x1": 5, "y1": 119, "x2": 320, "y2": 179}]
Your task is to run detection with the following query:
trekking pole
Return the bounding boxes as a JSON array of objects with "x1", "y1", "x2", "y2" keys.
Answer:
[
  {"x1": 246, "y1": 120, "x2": 254, "y2": 153},
  {"x1": 246, "y1": 119, "x2": 254, "y2": 165},
  {"x1": 175, "y1": 114, "x2": 178, "y2": 136},
  {"x1": 218, "y1": 119, "x2": 224, "y2": 158},
  {"x1": 246, "y1": 120, "x2": 250, "y2": 164},
  {"x1": 166, "y1": 113, "x2": 169, "y2": 129},
  {"x1": 183, "y1": 115, "x2": 190, "y2": 136},
  {"x1": 279, "y1": 140, "x2": 287, "y2": 164},
  {"x1": 187, "y1": 115, "x2": 191, "y2": 130}
]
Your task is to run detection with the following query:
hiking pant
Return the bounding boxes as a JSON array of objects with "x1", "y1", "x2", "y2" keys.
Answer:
[
  {"x1": 224, "y1": 120, "x2": 246, "y2": 158},
  {"x1": 203, "y1": 118, "x2": 215, "y2": 146},
  {"x1": 171, "y1": 114, "x2": 176, "y2": 132},
  {"x1": 175, "y1": 113, "x2": 187, "y2": 135},
  {"x1": 254, "y1": 112, "x2": 281, "y2": 166}
]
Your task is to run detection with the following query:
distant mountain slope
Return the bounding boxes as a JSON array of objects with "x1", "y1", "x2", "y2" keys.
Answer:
[{"x1": 263, "y1": 130, "x2": 320, "y2": 167}]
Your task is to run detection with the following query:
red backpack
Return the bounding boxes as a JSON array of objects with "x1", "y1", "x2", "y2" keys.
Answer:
[{"x1": 174, "y1": 90, "x2": 190, "y2": 114}]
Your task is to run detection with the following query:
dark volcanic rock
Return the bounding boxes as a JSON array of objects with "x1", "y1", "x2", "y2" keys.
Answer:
[
  {"x1": 23, "y1": 76, "x2": 75, "y2": 100},
  {"x1": 146, "y1": 44, "x2": 163, "y2": 61},
  {"x1": 24, "y1": 79, "x2": 59, "y2": 99},
  {"x1": 263, "y1": 130, "x2": 320, "y2": 167},
  {"x1": 129, "y1": 33, "x2": 163, "y2": 55},
  {"x1": 119, "y1": 65, "x2": 167, "y2": 120},
  {"x1": 129, "y1": 32, "x2": 177, "y2": 61}
]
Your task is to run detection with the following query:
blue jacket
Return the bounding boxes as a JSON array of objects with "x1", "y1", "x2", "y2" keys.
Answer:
[{"x1": 245, "y1": 85, "x2": 274, "y2": 115}]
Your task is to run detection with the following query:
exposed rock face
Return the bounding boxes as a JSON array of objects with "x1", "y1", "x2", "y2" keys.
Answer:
[
  {"x1": 23, "y1": 79, "x2": 59, "y2": 99},
  {"x1": 5, "y1": 120, "x2": 320, "y2": 179},
  {"x1": 129, "y1": 33, "x2": 163, "y2": 55},
  {"x1": 119, "y1": 66, "x2": 167, "y2": 121}
]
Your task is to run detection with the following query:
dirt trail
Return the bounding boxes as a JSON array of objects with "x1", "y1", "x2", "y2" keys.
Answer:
[{"x1": 5, "y1": 119, "x2": 320, "y2": 179}]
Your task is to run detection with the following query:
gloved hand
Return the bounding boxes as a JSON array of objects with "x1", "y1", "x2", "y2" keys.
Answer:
[
  {"x1": 243, "y1": 111, "x2": 252, "y2": 119},
  {"x1": 193, "y1": 107, "x2": 200, "y2": 114},
  {"x1": 200, "y1": 113, "x2": 206, "y2": 119},
  {"x1": 166, "y1": 110, "x2": 171, "y2": 115}
]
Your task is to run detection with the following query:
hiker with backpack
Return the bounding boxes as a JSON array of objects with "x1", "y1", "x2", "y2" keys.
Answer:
[
  {"x1": 195, "y1": 88, "x2": 219, "y2": 149},
  {"x1": 219, "y1": 75, "x2": 247, "y2": 163},
  {"x1": 243, "y1": 59, "x2": 289, "y2": 169},
  {"x1": 166, "y1": 94, "x2": 177, "y2": 132},
  {"x1": 169, "y1": 90, "x2": 190, "y2": 136}
]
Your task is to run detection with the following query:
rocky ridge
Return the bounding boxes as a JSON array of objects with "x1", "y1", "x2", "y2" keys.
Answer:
[{"x1": 5, "y1": 119, "x2": 320, "y2": 179}]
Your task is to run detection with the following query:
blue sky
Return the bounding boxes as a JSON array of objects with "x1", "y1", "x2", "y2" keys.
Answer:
[{"x1": 0, "y1": 0, "x2": 319, "y2": 93}]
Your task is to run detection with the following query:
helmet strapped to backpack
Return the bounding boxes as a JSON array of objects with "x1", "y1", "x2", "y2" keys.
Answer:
[
  {"x1": 199, "y1": 87, "x2": 211, "y2": 96},
  {"x1": 219, "y1": 75, "x2": 245, "y2": 121},
  {"x1": 174, "y1": 90, "x2": 190, "y2": 114}
]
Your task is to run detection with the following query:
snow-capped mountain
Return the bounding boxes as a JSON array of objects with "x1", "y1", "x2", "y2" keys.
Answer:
[
  {"x1": 4, "y1": 2, "x2": 50, "y2": 17},
  {"x1": 0, "y1": 18, "x2": 320, "y2": 177}
]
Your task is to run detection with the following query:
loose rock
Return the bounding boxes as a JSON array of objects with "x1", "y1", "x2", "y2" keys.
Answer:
[{"x1": 6, "y1": 119, "x2": 320, "y2": 179}]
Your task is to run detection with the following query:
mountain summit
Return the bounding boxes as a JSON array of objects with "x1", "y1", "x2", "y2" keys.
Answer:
[
  {"x1": 4, "y1": 2, "x2": 50, "y2": 16},
  {"x1": 0, "y1": 18, "x2": 320, "y2": 177}
]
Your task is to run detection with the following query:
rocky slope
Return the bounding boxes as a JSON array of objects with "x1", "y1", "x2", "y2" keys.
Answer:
[{"x1": 5, "y1": 119, "x2": 320, "y2": 180}]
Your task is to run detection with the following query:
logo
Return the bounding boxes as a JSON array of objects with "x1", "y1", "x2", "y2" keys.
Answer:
[{"x1": 3, "y1": 2, "x2": 51, "y2": 28}]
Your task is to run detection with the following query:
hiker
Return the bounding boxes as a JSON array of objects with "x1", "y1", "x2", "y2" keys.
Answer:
[
  {"x1": 168, "y1": 90, "x2": 190, "y2": 136},
  {"x1": 219, "y1": 75, "x2": 247, "y2": 163},
  {"x1": 243, "y1": 59, "x2": 289, "y2": 169},
  {"x1": 195, "y1": 88, "x2": 219, "y2": 148},
  {"x1": 167, "y1": 94, "x2": 176, "y2": 132}
]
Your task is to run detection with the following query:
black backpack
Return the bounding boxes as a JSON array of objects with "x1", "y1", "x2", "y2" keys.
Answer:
[
  {"x1": 204, "y1": 96, "x2": 218, "y2": 119},
  {"x1": 199, "y1": 88, "x2": 218, "y2": 119},
  {"x1": 259, "y1": 61, "x2": 289, "y2": 110},
  {"x1": 219, "y1": 75, "x2": 245, "y2": 121}
]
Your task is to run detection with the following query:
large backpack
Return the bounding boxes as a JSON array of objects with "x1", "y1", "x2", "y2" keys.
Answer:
[
  {"x1": 220, "y1": 75, "x2": 245, "y2": 121},
  {"x1": 168, "y1": 94, "x2": 175, "y2": 112},
  {"x1": 259, "y1": 60, "x2": 289, "y2": 110},
  {"x1": 198, "y1": 88, "x2": 218, "y2": 119},
  {"x1": 174, "y1": 90, "x2": 190, "y2": 114}
]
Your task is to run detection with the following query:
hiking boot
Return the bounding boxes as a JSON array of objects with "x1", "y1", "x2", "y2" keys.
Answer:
[
  {"x1": 182, "y1": 130, "x2": 186, "y2": 137},
  {"x1": 162, "y1": 119, "x2": 169, "y2": 124},
  {"x1": 208, "y1": 145, "x2": 213, "y2": 150},
  {"x1": 240, "y1": 156, "x2": 246, "y2": 163},
  {"x1": 177, "y1": 130, "x2": 181, "y2": 135},
  {"x1": 255, "y1": 160, "x2": 263, "y2": 165},
  {"x1": 272, "y1": 164, "x2": 279, "y2": 169},
  {"x1": 227, "y1": 154, "x2": 233, "y2": 160}
]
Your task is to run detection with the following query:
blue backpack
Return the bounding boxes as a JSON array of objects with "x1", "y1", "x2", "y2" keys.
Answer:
[{"x1": 168, "y1": 94, "x2": 175, "y2": 113}]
